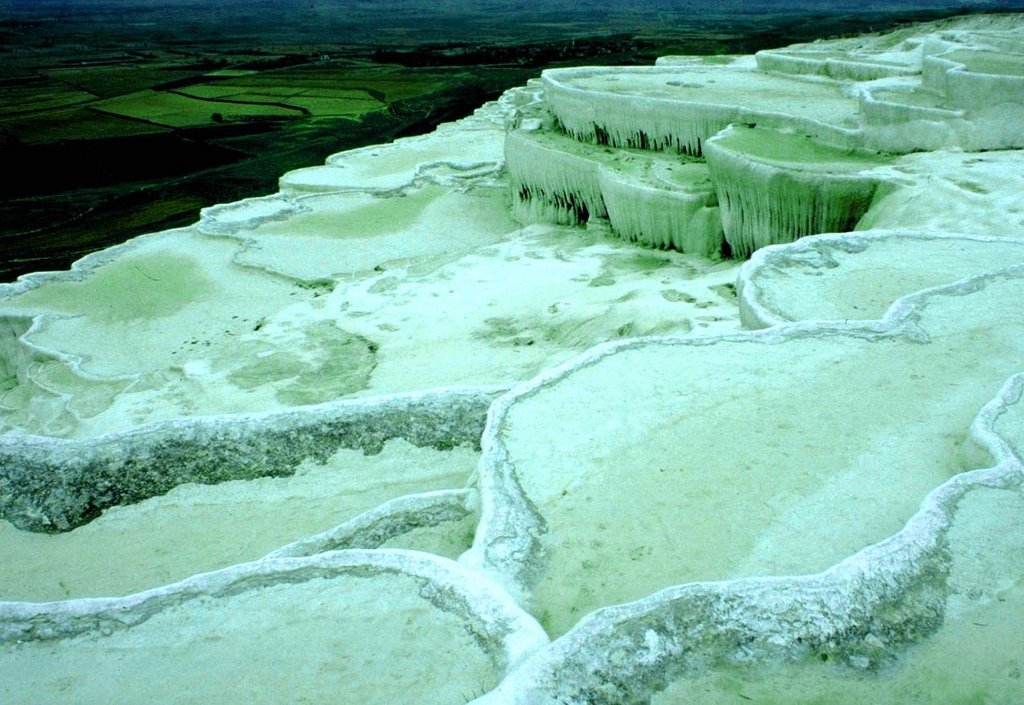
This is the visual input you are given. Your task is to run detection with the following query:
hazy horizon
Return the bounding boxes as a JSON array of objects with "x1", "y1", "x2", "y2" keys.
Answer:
[
  {"x1": 3, "y1": 0, "x2": 1022, "y2": 6},
  {"x1": 5, "y1": 0, "x2": 1022, "y2": 46},
  {"x1": 5, "y1": 0, "x2": 1024, "y2": 17}
]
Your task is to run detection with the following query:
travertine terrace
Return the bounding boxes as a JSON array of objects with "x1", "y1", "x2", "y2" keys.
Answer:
[{"x1": 2, "y1": 13, "x2": 1023, "y2": 705}]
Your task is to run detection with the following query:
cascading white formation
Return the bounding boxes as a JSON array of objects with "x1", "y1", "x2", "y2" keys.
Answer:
[
  {"x1": 505, "y1": 63, "x2": 873, "y2": 256},
  {"x1": 506, "y1": 123, "x2": 725, "y2": 256},
  {"x1": 704, "y1": 125, "x2": 891, "y2": 257},
  {"x1": 505, "y1": 126, "x2": 607, "y2": 226},
  {"x1": 506, "y1": 22, "x2": 1024, "y2": 258}
]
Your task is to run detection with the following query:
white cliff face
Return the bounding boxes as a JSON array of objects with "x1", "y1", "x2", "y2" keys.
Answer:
[
  {"x1": 703, "y1": 125, "x2": 890, "y2": 257},
  {"x1": 2, "y1": 13, "x2": 1024, "y2": 705},
  {"x1": 506, "y1": 124, "x2": 724, "y2": 255}
]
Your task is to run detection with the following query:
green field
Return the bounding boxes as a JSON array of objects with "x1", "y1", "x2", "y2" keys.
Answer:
[
  {"x1": 95, "y1": 89, "x2": 304, "y2": 128},
  {"x1": 176, "y1": 85, "x2": 386, "y2": 118},
  {"x1": 0, "y1": 107, "x2": 168, "y2": 143},
  {"x1": 0, "y1": 87, "x2": 96, "y2": 117},
  {"x1": 38, "y1": 65, "x2": 198, "y2": 98}
]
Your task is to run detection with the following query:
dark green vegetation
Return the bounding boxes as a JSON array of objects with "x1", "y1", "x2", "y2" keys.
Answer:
[{"x1": 2, "y1": 2, "x2": 1016, "y2": 280}]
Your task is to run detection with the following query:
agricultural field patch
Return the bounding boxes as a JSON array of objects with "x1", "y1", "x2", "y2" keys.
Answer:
[
  {"x1": 175, "y1": 85, "x2": 385, "y2": 117},
  {"x1": 0, "y1": 107, "x2": 169, "y2": 144},
  {"x1": 226, "y1": 65, "x2": 451, "y2": 102},
  {"x1": 281, "y1": 96, "x2": 384, "y2": 116},
  {"x1": 95, "y1": 89, "x2": 304, "y2": 128},
  {"x1": 37, "y1": 65, "x2": 198, "y2": 98},
  {"x1": 0, "y1": 85, "x2": 96, "y2": 117},
  {"x1": 172, "y1": 85, "x2": 246, "y2": 100}
]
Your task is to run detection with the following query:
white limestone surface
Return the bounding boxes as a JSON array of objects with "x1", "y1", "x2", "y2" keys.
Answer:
[
  {"x1": 282, "y1": 124, "x2": 506, "y2": 194},
  {"x1": 738, "y1": 231, "x2": 1024, "y2": 327},
  {"x1": 2, "y1": 14, "x2": 1024, "y2": 705},
  {"x1": 1, "y1": 384, "x2": 495, "y2": 534},
  {"x1": 0, "y1": 101, "x2": 740, "y2": 440},
  {"x1": 0, "y1": 228, "x2": 319, "y2": 437},
  {"x1": 651, "y1": 482, "x2": 1024, "y2": 705},
  {"x1": 857, "y1": 149, "x2": 1024, "y2": 237},
  {"x1": 542, "y1": 64, "x2": 862, "y2": 155},
  {"x1": 468, "y1": 268, "x2": 1024, "y2": 636},
  {"x1": 755, "y1": 46, "x2": 921, "y2": 81},
  {"x1": 506, "y1": 125, "x2": 724, "y2": 255},
  {"x1": 704, "y1": 125, "x2": 891, "y2": 257},
  {"x1": 868, "y1": 31, "x2": 1024, "y2": 151},
  {"x1": 265, "y1": 487, "x2": 477, "y2": 560},
  {"x1": 0, "y1": 550, "x2": 548, "y2": 705},
  {"x1": 228, "y1": 182, "x2": 518, "y2": 281},
  {"x1": 331, "y1": 223, "x2": 740, "y2": 395},
  {"x1": 469, "y1": 348, "x2": 1024, "y2": 705},
  {"x1": 859, "y1": 80, "x2": 970, "y2": 152},
  {"x1": 0, "y1": 438, "x2": 478, "y2": 601}
]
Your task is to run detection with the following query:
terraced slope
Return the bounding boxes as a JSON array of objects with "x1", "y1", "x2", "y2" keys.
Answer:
[{"x1": 2, "y1": 13, "x2": 1023, "y2": 705}]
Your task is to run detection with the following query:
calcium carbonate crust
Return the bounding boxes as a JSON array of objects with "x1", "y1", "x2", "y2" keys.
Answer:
[
  {"x1": 465, "y1": 268, "x2": 1024, "y2": 704},
  {"x1": 0, "y1": 548, "x2": 550, "y2": 679},
  {"x1": 0, "y1": 387, "x2": 501, "y2": 533},
  {"x1": 737, "y1": 230, "x2": 1024, "y2": 328}
]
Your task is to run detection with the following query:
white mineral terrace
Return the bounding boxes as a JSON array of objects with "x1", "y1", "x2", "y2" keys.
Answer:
[
  {"x1": 541, "y1": 64, "x2": 863, "y2": 154},
  {"x1": 2, "y1": 13, "x2": 1024, "y2": 705}
]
